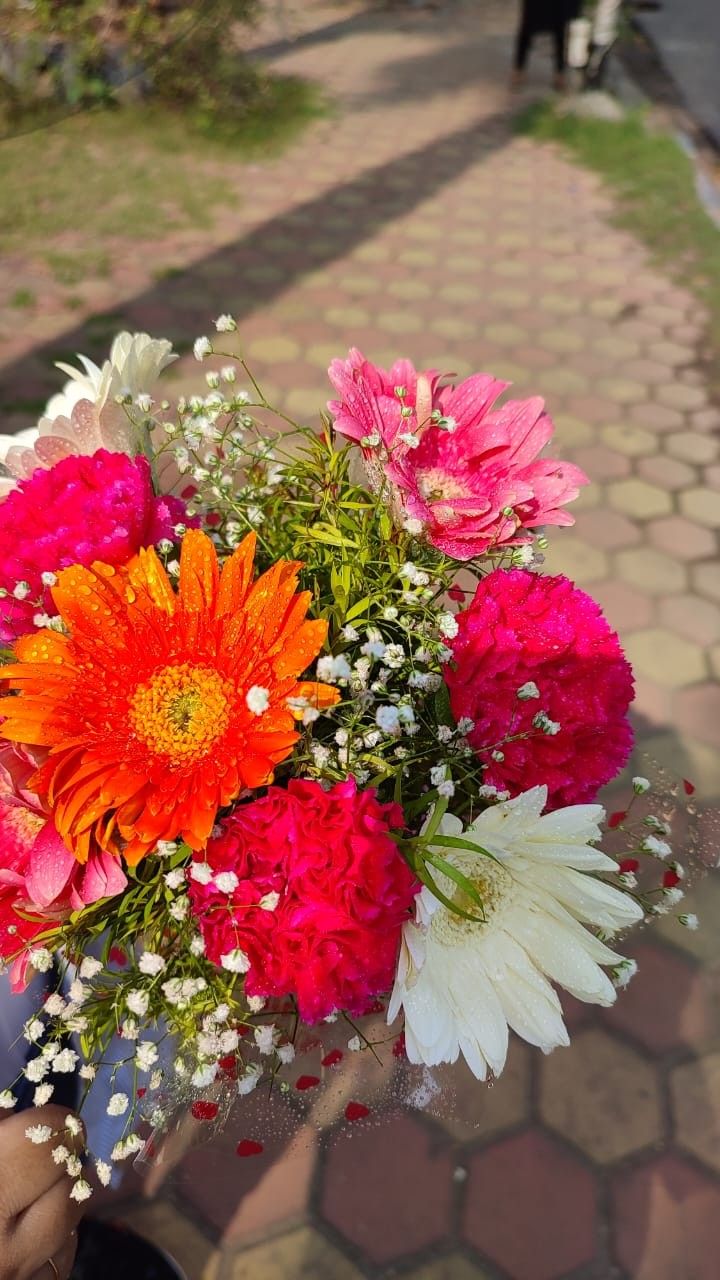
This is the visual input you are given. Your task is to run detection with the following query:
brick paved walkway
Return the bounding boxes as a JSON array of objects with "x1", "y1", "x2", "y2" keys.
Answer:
[{"x1": 2, "y1": 2, "x2": 719, "y2": 1277}]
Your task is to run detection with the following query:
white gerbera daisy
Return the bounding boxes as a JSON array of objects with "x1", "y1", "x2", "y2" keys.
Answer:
[{"x1": 388, "y1": 786, "x2": 643, "y2": 1080}]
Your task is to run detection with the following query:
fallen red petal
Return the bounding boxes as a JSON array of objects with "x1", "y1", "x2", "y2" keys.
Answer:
[
  {"x1": 295, "y1": 1074, "x2": 321, "y2": 1091},
  {"x1": 236, "y1": 1139, "x2": 264, "y2": 1157},
  {"x1": 619, "y1": 858, "x2": 639, "y2": 874},
  {"x1": 663, "y1": 868, "x2": 681, "y2": 889},
  {"x1": 448, "y1": 586, "x2": 466, "y2": 602},
  {"x1": 191, "y1": 1100, "x2": 219, "y2": 1121},
  {"x1": 136, "y1": 1087, "x2": 147, "y2": 1099},
  {"x1": 321, "y1": 1049, "x2": 343, "y2": 1068},
  {"x1": 608, "y1": 811, "x2": 627, "y2": 829},
  {"x1": 218, "y1": 1055, "x2": 238, "y2": 1079},
  {"x1": 345, "y1": 1101, "x2": 370, "y2": 1122},
  {"x1": 683, "y1": 778, "x2": 696, "y2": 795}
]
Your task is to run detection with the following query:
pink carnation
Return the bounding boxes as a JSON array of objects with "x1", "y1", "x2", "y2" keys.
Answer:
[
  {"x1": 328, "y1": 350, "x2": 587, "y2": 559},
  {"x1": 0, "y1": 743, "x2": 127, "y2": 989},
  {"x1": 189, "y1": 778, "x2": 417, "y2": 1022},
  {"x1": 445, "y1": 569, "x2": 634, "y2": 808},
  {"x1": 0, "y1": 449, "x2": 192, "y2": 643}
]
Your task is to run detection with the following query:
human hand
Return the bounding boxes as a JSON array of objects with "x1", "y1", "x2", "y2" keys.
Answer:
[{"x1": 0, "y1": 1107, "x2": 85, "y2": 1280}]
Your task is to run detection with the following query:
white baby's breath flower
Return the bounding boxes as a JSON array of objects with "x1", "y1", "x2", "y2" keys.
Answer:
[
  {"x1": 164, "y1": 868, "x2": 186, "y2": 890},
  {"x1": 679, "y1": 913, "x2": 699, "y2": 930},
  {"x1": 389, "y1": 787, "x2": 644, "y2": 1081},
  {"x1": 107, "y1": 1093, "x2": 129, "y2": 1117},
  {"x1": 0, "y1": 1090, "x2": 16, "y2": 1109},
  {"x1": 79, "y1": 957, "x2": 103, "y2": 980},
  {"x1": 95, "y1": 1161, "x2": 112, "y2": 1188},
  {"x1": 259, "y1": 891, "x2": 280, "y2": 912},
  {"x1": 221, "y1": 948, "x2": 250, "y2": 974},
  {"x1": 65, "y1": 1115, "x2": 83, "y2": 1137},
  {"x1": 52, "y1": 1049, "x2": 79, "y2": 1074},
  {"x1": 517, "y1": 682, "x2": 540, "y2": 701},
  {"x1": 193, "y1": 336, "x2": 212, "y2": 361},
  {"x1": 33, "y1": 1084, "x2": 54, "y2": 1107},
  {"x1": 214, "y1": 871, "x2": 239, "y2": 894},
  {"x1": 23, "y1": 1019, "x2": 45, "y2": 1043},
  {"x1": 29, "y1": 948, "x2": 53, "y2": 973},
  {"x1": 26, "y1": 1125, "x2": 54, "y2": 1144},
  {"x1": 214, "y1": 314, "x2": 237, "y2": 332},
  {"x1": 24, "y1": 1056, "x2": 49, "y2": 1083},
  {"x1": 79, "y1": 1064, "x2": 96, "y2": 1081},
  {"x1": 191, "y1": 1063, "x2": 217, "y2": 1089},
  {"x1": 438, "y1": 612, "x2": 458, "y2": 639},
  {"x1": 190, "y1": 935, "x2": 206, "y2": 956},
  {"x1": 169, "y1": 897, "x2": 189, "y2": 922},
  {"x1": 70, "y1": 1180, "x2": 93, "y2": 1203},
  {"x1": 254, "y1": 1025, "x2": 277, "y2": 1055},
  {"x1": 121, "y1": 1018, "x2": 139, "y2": 1041},
  {"x1": 437, "y1": 780, "x2": 455, "y2": 798},
  {"x1": 247, "y1": 995, "x2": 266, "y2": 1013},
  {"x1": 138, "y1": 952, "x2": 166, "y2": 976},
  {"x1": 65, "y1": 1155, "x2": 82, "y2": 1178},
  {"x1": 126, "y1": 989, "x2": 149, "y2": 1018},
  {"x1": 190, "y1": 861, "x2": 213, "y2": 885},
  {"x1": 456, "y1": 717, "x2": 474, "y2": 735},
  {"x1": 642, "y1": 835, "x2": 672, "y2": 859},
  {"x1": 376, "y1": 705, "x2": 401, "y2": 734},
  {"x1": 43, "y1": 994, "x2": 66, "y2": 1016},
  {"x1": 237, "y1": 1064, "x2": 262, "y2": 1096},
  {"x1": 136, "y1": 1042, "x2": 159, "y2": 1073},
  {"x1": 246, "y1": 685, "x2": 270, "y2": 716},
  {"x1": 632, "y1": 776, "x2": 651, "y2": 795},
  {"x1": 347, "y1": 1035, "x2": 362, "y2": 1052},
  {"x1": 52, "y1": 1144, "x2": 70, "y2": 1165},
  {"x1": 277, "y1": 1043, "x2": 295, "y2": 1065}
]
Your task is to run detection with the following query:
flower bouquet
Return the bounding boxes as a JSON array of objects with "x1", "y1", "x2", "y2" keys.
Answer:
[{"x1": 0, "y1": 326, "x2": 698, "y2": 1196}]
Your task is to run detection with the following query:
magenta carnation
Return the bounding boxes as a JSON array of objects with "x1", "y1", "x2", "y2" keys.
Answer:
[
  {"x1": 0, "y1": 449, "x2": 191, "y2": 643},
  {"x1": 188, "y1": 777, "x2": 418, "y2": 1022},
  {"x1": 328, "y1": 350, "x2": 588, "y2": 560},
  {"x1": 445, "y1": 569, "x2": 634, "y2": 808}
]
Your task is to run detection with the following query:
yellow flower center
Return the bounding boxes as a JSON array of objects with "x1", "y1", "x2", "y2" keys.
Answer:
[
  {"x1": 416, "y1": 467, "x2": 472, "y2": 522},
  {"x1": 432, "y1": 855, "x2": 514, "y2": 943},
  {"x1": 129, "y1": 663, "x2": 231, "y2": 761}
]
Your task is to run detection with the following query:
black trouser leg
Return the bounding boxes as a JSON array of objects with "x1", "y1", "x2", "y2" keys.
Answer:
[
  {"x1": 514, "y1": 21, "x2": 533, "y2": 70},
  {"x1": 553, "y1": 22, "x2": 567, "y2": 73}
]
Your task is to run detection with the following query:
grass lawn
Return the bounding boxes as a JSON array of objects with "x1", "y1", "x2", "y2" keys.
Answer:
[
  {"x1": 0, "y1": 74, "x2": 326, "y2": 282},
  {"x1": 516, "y1": 103, "x2": 720, "y2": 367}
]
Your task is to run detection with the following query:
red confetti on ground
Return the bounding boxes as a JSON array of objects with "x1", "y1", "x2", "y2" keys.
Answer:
[
  {"x1": 619, "y1": 858, "x2": 639, "y2": 874},
  {"x1": 109, "y1": 946, "x2": 127, "y2": 966},
  {"x1": 683, "y1": 778, "x2": 696, "y2": 795},
  {"x1": 345, "y1": 1101, "x2": 370, "y2": 1122},
  {"x1": 236, "y1": 1139, "x2": 264, "y2": 1157},
  {"x1": 180, "y1": 484, "x2": 198, "y2": 501},
  {"x1": 295, "y1": 1074, "x2": 321, "y2": 1091},
  {"x1": 321, "y1": 1049, "x2": 343, "y2": 1068},
  {"x1": 136, "y1": 1087, "x2": 147, "y2": 1098},
  {"x1": 205, "y1": 512, "x2": 221, "y2": 527},
  {"x1": 191, "y1": 1100, "x2": 219, "y2": 1121},
  {"x1": 608, "y1": 811, "x2": 627, "y2": 829},
  {"x1": 218, "y1": 1055, "x2": 238, "y2": 1079},
  {"x1": 448, "y1": 586, "x2": 466, "y2": 601},
  {"x1": 663, "y1": 868, "x2": 681, "y2": 889},
  {"x1": 392, "y1": 1033, "x2": 406, "y2": 1059}
]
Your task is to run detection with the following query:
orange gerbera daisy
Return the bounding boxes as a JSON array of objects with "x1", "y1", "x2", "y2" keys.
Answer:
[{"x1": 0, "y1": 530, "x2": 338, "y2": 866}]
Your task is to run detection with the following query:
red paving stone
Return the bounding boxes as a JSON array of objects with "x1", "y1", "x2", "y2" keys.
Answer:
[
  {"x1": 603, "y1": 942, "x2": 714, "y2": 1055},
  {"x1": 463, "y1": 1131, "x2": 598, "y2": 1280},
  {"x1": 612, "y1": 1154, "x2": 720, "y2": 1280}
]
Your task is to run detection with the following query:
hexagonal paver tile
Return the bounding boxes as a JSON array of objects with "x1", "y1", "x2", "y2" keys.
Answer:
[
  {"x1": 590, "y1": 580, "x2": 654, "y2": 632},
  {"x1": 624, "y1": 628, "x2": 706, "y2": 687},
  {"x1": 426, "y1": 1041, "x2": 530, "y2": 1142},
  {"x1": 666, "y1": 431, "x2": 718, "y2": 465},
  {"x1": 656, "y1": 383, "x2": 707, "y2": 411},
  {"x1": 675, "y1": 682, "x2": 720, "y2": 749},
  {"x1": 616, "y1": 548, "x2": 687, "y2": 595},
  {"x1": 212, "y1": 1227, "x2": 364, "y2": 1279},
  {"x1": 119, "y1": 1202, "x2": 218, "y2": 1280},
  {"x1": 463, "y1": 1131, "x2": 597, "y2": 1280},
  {"x1": 655, "y1": 875, "x2": 720, "y2": 963},
  {"x1": 693, "y1": 562, "x2": 720, "y2": 603},
  {"x1": 573, "y1": 444, "x2": 631, "y2": 481},
  {"x1": 601, "y1": 423, "x2": 656, "y2": 457},
  {"x1": 671, "y1": 1051, "x2": 720, "y2": 1175},
  {"x1": 611, "y1": 1154, "x2": 720, "y2": 1280},
  {"x1": 608, "y1": 478, "x2": 673, "y2": 520},
  {"x1": 573, "y1": 509, "x2": 641, "y2": 550},
  {"x1": 603, "y1": 942, "x2": 713, "y2": 1054},
  {"x1": 540, "y1": 1028, "x2": 662, "y2": 1162},
  {"x1": 542, "y1": 535, "x2": 608, "y2": 584},
  {"x1": 660, "y1": 595, "x2": 720, "y2": 645},
  {"x1": 406, "y1": 1256, "x2": 491, "y2": 1280},
  {"x1": 679, "y1": 487, "x2": 720, "y2": 529},
  {"x1": 647, "y1": 515, "x2": 716, "y2": 561},
  {"x1": 246, "y1": 336, "x2": 301, "y2": 363},
  {"x1": 321, "y1": 1113, "x2": 453, "y2": 1265},
  {"x1": 638, "y1": 454, "x2": 696, "y2": 491}
]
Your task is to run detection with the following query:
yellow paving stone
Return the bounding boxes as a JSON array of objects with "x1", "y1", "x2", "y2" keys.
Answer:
[
  {"x1": 387, "y1": 279, "x2": 434, "y2": 300},
  {"x1": 601, "y1": 424, "x2": 656, "y2": 457},
  {"x1": 491, "y1": 259, "x2": 528, "y2": 278},
  {"x1": 624, "y1": 628, "x2": 706, "y2": 687},
  {"x1": 426, "y1": 1042, "x2": 531, "y2": 1143},
  {"x1": 246, "y1": 336, "x2": 301, "y2": 364},
  {"x1": 710, "y1": 644, "x2": 720, "y2": 681},
  {"x1": 692, "y1": 562, "x2": 720, "y2": 602},
  {"x1": 404, "y1": 221, "x2": 445, "y2": 241},
  {"x1": 540, "y1": 368, "x2": 589, "y2": 396},
  {"x1": 655, "y1": 875, "x2": 720, "y2": 961},
  {"x1": 538, "y1": 328, "x2": 585, "y2": 353},
  {"x1": 449, "y1": 227, "x2": 489, "y2": 245},
  {"x1": 339, "y1": 274, "x2": 382, "y2": 296},
  {"x1": 679, "y1": 487, "x2": 720, "y2": 529},
  {"x1": 398, "y1": 248, "x2": 438, "y2": 268},
  {"x1": 118, "y1": 1201, "x2": 218, "y2": 1279},
  {"x1": 430, "y1": 315, "x2": 479, "y2": 340},
  {"x1": 540, "y1": 1029, "x2": 663, "y2": 1163},
  {"x1": 487, "y1": 287, "x2": 531, "y2": 309},
  {"x1": 372, "y1": 309, "x2": 424, "y2": 335},
  {"x1": 572, "y1": 481, "x2": 603, "y2": 511},
  {"x1": 666, "y1": 432, "x2": 719, "y2": 465},
  {"x1": 647, "y1": 340, "x2": 694, "y2": 366},
  {"x1": 481, "y1": 360, "x2": 529, "y2": 385},
  {"x1": 407, "y1": 1257, "x2": 491, "y2": 1280},
  {"x1": 596, "y1": 377, "x2": 648, "y2": 406},
  {"x1": 540, "y1": 262, "x2": 580, "y2": 283},
  {"x1": 542, "y1": 535, "x2": 608, "y2": 584},
  {"x1": 305, "y1": 343, "x2": 349, "y2": 369},
  {"x1": 439, "y1": 282, "x2": 482, "y2": 304},
  {"x1": 657, "y1": 382, "x2": 708, "y2": 411},
  {"x1": 284, "y1": 387, "x2": 326, "y2": 420},
  {"x1": 537, "y1": 292, "x2": 582, "y2": 314},
  {"x1": 352, "y1": 243, "x2": 391, "y2": 263},
  {"x1": 671, "y1": 1052, "x2": 720, "y2": 1175},
  {"x1": 616, "y1": 547, "x2": 687, "y2": 595},
  {"x1": 587, "y1": 264, "x2": 629, "y2": 287},
  {"x1": 213, "y1": 1228, "x2": 364, "y2": 1280},
  {"x1": 325, "y1": 306, "x2": 370, "y2": 328},
  {"x1": 608, "y1": 478, "x2": 673, "y2": 520},
  {"x1": 482, "y1": 321, "x2": 527, "y2": 346},
  {"x1": 554, "y1": 414, "x2": 594, "y2": 447},
  {"x1": 588, "y1": 297, "x2": 626, "y2": 318},
  {"x1": 595, "y1": 335, "x2": 641, "y2": 361}
]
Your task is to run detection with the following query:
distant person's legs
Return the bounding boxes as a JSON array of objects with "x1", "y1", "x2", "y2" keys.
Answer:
[
  {"x1": 552, "y1": 20, "x2": 567, "y2": 90},
  {"x1": 511, "y1": 8, "x2": 533, "y2": 87}
]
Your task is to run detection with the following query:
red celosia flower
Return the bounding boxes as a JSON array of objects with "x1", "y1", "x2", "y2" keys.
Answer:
[
  {"x1": 445, "y1": 569, "x2": 634, "y2": 808},
  {"x1": 188, "y1": 777, "x2": 417, "y2": 1022},
  {"x1": 328, "y1": 350, "x2": 588, "y2": 559},
  {"x1": 0, "y1": 449, "x2": 192, "y2": 643}
]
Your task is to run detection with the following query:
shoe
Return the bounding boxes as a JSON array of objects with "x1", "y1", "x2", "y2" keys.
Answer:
[{"x1": 70, "y1": 1219, "x2": 187, "y2": 1280}]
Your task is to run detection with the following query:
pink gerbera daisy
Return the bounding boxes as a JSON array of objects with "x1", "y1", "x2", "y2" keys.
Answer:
[
  {"x1": 328, "y1": 350, "x2": 587, "y2": 560},
  {"x1": 444, "y1": 569, "x2": 634, "y2": 808}
]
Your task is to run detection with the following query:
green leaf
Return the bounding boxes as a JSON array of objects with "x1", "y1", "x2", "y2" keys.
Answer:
[
  {"x1": 434, "y1": 681, "x2": 454, "y2": 727},
  {"x1": 423, "y1": 851, "x2": 487, "y2": 922}
]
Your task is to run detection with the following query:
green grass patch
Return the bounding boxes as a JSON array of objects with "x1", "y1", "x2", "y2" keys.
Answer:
[
  {"x1": 10, "y1": 287, "x2": 35, "y2": 308},
  {"x1": 516, "y1": 102, "x2": 720, "y2": 357},
  {"x1": 0, "y1": 73, "x2": 326, "y2": 262}
]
